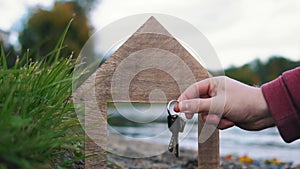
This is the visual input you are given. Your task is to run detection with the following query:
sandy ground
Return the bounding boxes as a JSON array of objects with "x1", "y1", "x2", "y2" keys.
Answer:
[{"x1": 105, "y1": 134, "x2": 265, "y2": 169}]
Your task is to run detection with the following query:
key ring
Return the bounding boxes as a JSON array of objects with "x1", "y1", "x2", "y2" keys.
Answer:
[{"x1": 167, "y1": 100, "x2": 179, "y2": 116}]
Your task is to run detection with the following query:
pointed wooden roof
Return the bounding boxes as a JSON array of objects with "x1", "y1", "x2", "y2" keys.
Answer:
[
  {"x1": 91, "y1": 16, "x2": 208, "y2": 103},
  {"x1": 135, "y1": 16, "x2": 172, "y2": 36}
]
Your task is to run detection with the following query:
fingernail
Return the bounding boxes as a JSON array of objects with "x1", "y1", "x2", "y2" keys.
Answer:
[{"x1": 173, "y1": 102, "x2": 179, "y2": 112}]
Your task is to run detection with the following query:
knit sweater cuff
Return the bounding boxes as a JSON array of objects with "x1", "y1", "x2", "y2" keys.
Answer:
[{"x1": 262, "y1": 75, "x2": 300, "y2": 143}]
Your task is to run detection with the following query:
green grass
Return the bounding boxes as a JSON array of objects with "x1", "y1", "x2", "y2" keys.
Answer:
[{"x1": 0, "y1": 21, "x2": 84, "y2": 169}]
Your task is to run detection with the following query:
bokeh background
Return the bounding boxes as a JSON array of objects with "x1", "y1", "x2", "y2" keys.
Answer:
[{"x1": 0, "y1": 0, "x2": 299, "y2": 168}]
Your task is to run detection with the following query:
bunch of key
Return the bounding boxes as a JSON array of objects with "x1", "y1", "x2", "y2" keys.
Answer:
[{"x1": 167, "y1": 100, "x2": 186, "y2": 158}]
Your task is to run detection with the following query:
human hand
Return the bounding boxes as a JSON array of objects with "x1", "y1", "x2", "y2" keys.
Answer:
[{"x1": 174, "y1": 76, "x2": 275, "y2": 131}]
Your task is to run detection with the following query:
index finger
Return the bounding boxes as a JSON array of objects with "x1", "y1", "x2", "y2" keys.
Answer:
[
  {"x1": 178, "y1": 78, "x2": 211, "y2": 101},
  {"x1": 174, "y1": 78, "x2": 211, "y2": 112}
]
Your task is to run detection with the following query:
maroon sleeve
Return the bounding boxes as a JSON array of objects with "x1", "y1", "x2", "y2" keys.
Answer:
[{"x1": 261, "y1": 67, "x2": 300, "y2": 143}]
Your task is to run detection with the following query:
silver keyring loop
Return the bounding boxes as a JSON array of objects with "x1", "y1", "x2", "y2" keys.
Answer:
[{"x1": 167, "y1": 100, "x2": 179, "y2": 116}]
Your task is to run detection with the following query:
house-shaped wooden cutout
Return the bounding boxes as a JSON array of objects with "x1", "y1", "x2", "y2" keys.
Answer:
[{"x1": 73, "y1": 16, "x2": 219, "y2": 169}]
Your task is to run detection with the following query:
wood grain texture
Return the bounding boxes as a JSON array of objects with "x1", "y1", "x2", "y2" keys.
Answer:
[
  {"x1": 73, "y1": 72, "x2": 108, "y2": 169},
  {"x1": 198, "y1": 118, "x2": 220, "y2": 169},
  {"x1": 73, "y1": 16, "x2": 219, "y2": 169}
]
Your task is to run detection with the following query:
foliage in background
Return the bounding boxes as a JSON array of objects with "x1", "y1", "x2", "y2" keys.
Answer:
[
  {"x1": 0, "y1": 22, "x2": 84, "y2": 169},
  {"x1": 56, "y1": 0, "x2": 101, "y2": 12},
  {"x1": 19, "y1": 1, "x2": 92, "y2": 61},
  {"x1": 225, "y1": 56, "x2": 300, "y2": 85}
]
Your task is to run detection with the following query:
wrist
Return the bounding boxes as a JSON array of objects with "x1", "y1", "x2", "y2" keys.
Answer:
[
  {"x1": 256, "y1": 87, "x2": 270, "y2": 116},
  {"x1": 254, "y1": 87, "x2": 275, "y2": 128}
]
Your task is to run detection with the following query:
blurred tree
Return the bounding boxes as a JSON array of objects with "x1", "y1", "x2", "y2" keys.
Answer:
[
  {"x1": 57, "y1": 0, "x2": 100, "y2": 11},
  {"x1": 19, "y1": 1, "x2": 93, "y2": 61},
  {"x1": 261, "y1": 56, "x2": 300, "y2": 83},
  {"x1": 225, "y1": 64, "x2": 259, "y2": 85},
  {"x1": 225, "y1": 56, "x2": 300, "y2": 86}
]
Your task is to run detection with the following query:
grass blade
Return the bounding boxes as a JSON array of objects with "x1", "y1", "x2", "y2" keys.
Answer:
[
  {"x1": 51, "y1": 18, "x2": 74, "y2": 63},
  {"x1": 1, "y1": 46, "x2": 7, "y2": 69}
]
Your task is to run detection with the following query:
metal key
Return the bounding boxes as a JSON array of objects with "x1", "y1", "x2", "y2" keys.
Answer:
[{"x1": 167, "y1": 100, "x2": 186, "y2": 157}]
